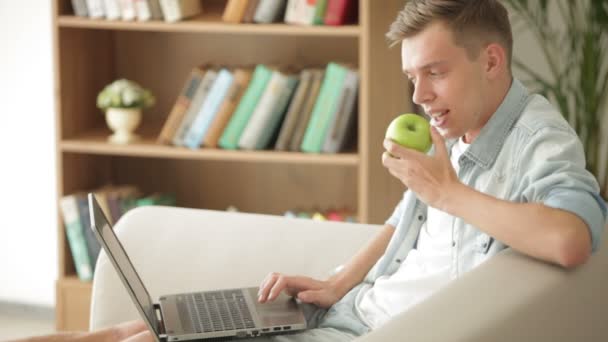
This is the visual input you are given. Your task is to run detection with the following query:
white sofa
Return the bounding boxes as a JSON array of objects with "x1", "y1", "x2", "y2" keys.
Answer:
[{"x1": 90, "y1": 206, "x2": 608, "y2": 341}]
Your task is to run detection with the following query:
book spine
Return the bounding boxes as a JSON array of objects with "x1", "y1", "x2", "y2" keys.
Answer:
[
  {"x1": 72, "y1": 0, "x2": 89, "y2": 16},
  {"x1": 322, "y1": 69, "x2": 359, "y2": 152},
  {"x1": 147, "y1": 0, "x2": 164, "y2": 20},
  {"x1": 253, "y1": 0, "x2": 287, "y2": 23},
  {"x1": 203, "y1": 69, "x2": 253, "y2": 148},
  {"x1": 76, "y1": 195, "x2": 101, "y2": 272},
  {"x1": 103, "y1": 0, "x2": 122, "y2": 19},
  {"x1": 134, "y1": 0, "x2": 152, "y2": 21},
  {"x1": 86, "y1": 0, "x2": 106, "y2": 18},
  {"x1": 300, "y1": 63, "x2": 348, "y2": 153},
  {"x1": 173, "y1": 70, "x2": 218, "y2": 146},
  {"x1": 222, "y1": 0, "x2": 249, "y2": 23},
  {"x1": 157, "y1": 68, "x2": 205, "y2": 144},
  {"x1": 218, "y1": 64, "x2": 273, "y2": 150},
  {"x1": 59, "y1": 196, "x2": 93, "y2": 281},
  {"x1": 159, "y1": 0, "x2": 179, "y2": 22},
  {"x1": 238, "y1": 71, "x2": 287, "y2": 149},
  {"x1": 289, "y1": 69, "x2": 323, "y2": 151},
  {"x1": 255, "y1": 75, "x2": 299, "y2": 149},
  {"x1": 119, "y1": 0, "x2": 136, "y2": 20},
  {"x1": 183, "y1": 69, "x2": 234, "y2": 149},
  {"x1": 275, "y1": 69, "x2": 312, "y2": 150},
  {"x1": 312, "y1": 0, "x2": 328, "y2": 25},
  {"x1": 323, "y1": 0, "x2": 351, "y2": 26}
]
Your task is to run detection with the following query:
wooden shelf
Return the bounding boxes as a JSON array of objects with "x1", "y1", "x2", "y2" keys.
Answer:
[
  {"x1": 61, "y1": 134, "x2": 359, "y2": 165},
  {"x1": 57, "y1": 15, "x2": 361, "y2": 37}
]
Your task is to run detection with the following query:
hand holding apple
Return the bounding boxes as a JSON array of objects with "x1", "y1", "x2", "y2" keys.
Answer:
[{"x1": 385, "y1": 113, "x2": 432, "y2": 153}]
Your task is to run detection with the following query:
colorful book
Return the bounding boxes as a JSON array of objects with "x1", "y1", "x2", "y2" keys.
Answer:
[
  {"x1": 289, "y1": 69, "x2": 324, "y2": 151},
  {"x1": 238, "y1": 70, "x2": 299, "y2": 149},
  {"x1": 172, "y1": 69, "x2": 218, "y2": 146},
  {"x1": 203, "y1": 69, "x2": 253, "y2": 148},
  {"x1": 324, "y1": 0, "x2": 357, "y2": 26},
  {"x1": 242, "y1": 0, "x2": 261, "y2": 23},
  {"x1": 222, "y1": 0, "x2": 250, "y2": 23},
  {"x1": 183, "y1": 69, "x2": 234, "y2": 149},
  {"x1": 312, "y1": 0, "x2": 328, "y2": 25},
  {"x1": 253, "y1": 0, "x2": 288, "y2": 23},
  {"x1": 300, "y1": 63, "x2": 348, "y2": 153},
  {"x1": 322, "y1": 68, "x2": 359, "y2": 152},
  {"x1": 157, "y1": 66, "x2": 206, "y2": 144},
  {"x1": 274, "y1": 69, "x2": 313, "y2": 150},
  {"x1": 59, "y1": 195, "x2": 93, "y2": 281},
  {"x1": 134, "y1": 0, "x2": 152, "y2": 21},
  {"x1": 218, "y1": 64, "x2": 273, "y2": 150},
  {"x1": 284, "y1": 0, "x2": 316, "y2": 25},
  {"x1": 159, "y1": 0, "x2": 202, "y2": 22}
]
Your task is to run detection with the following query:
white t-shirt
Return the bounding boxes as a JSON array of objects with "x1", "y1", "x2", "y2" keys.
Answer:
[{"x1": 355, "y1": 138, "x2": 470, "y2": 329}]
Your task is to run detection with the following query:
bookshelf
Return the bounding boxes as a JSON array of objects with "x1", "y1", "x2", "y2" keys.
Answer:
[{"x1": 52, "y1": 0, "x2": 410, "y2": 331}]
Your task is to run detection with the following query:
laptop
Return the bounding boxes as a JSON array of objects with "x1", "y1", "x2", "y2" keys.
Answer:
[{"x1": 88, "y1": 193, "x2": 307, "y2": 342}]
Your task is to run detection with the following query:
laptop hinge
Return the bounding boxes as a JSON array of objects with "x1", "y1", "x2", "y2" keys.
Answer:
[{"x1": 155, "y1": 303, "x2": 168, "y2": 340}]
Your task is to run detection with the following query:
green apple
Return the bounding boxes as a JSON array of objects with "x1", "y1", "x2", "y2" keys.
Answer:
[{"x1": 385, "y1": 113, "x2": 432, "y2": 153}]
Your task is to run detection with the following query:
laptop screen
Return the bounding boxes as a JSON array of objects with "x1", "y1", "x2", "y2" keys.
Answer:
[{"x1": 88, "y1": 194, "x2": 159, "y2": 336}]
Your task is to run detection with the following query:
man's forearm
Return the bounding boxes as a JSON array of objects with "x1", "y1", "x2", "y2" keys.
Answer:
[
  {"x1": 444, "y1": 183, "x2": 592, "y2": 268},
  {"x1": 329, "y1": 224, "x2": 395, "y2": 296}
]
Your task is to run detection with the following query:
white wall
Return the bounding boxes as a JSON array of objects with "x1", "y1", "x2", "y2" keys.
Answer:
[{"x1": 0, "y1": 1, "x2": 56, "y2": 306}]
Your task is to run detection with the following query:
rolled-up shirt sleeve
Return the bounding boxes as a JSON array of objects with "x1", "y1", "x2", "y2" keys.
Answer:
[{"x1": 513, "y1": 126, "x2": 607, "y2": 252}]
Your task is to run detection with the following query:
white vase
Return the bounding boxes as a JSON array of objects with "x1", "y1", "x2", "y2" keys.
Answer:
[{"x1": 105, "y1": 108, "x2": 142, "y2": 144}]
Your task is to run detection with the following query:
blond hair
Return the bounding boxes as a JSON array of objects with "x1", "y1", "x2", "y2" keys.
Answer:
[{"x1": 387, "y1": 0, "x2": 513, "y2": 66}]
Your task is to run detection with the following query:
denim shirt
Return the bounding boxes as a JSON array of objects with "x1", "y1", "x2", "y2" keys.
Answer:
[{"x1": 366, "y1": 78, "x2": 607, "y2": 282}]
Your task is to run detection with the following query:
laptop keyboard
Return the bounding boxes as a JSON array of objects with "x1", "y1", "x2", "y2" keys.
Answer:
[{"x1": 182, "y1": 289, "x2": 255, "y2": 333}]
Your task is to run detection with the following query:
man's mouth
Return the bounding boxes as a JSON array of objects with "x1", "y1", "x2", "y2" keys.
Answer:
[{"x1": 429, "y1": 110, "x2": 449, "y2": 128}]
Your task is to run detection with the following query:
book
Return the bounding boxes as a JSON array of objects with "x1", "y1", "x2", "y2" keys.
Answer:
[
  {"x1": 72, "y1": 0, "x2": 89, "y2": 16},
  {"x1": 238, "y1": 70, "x2": 299, "y2": 150},
  {"x1": 159, "y1": 0, "x2": 202, "y2": 22},
  {"x1": 157, "y1": 66, "x2": 206, "y2": 144},
  {"x1": 103, "y1": 0, "x2": 122, "y2": 20},
  {"x1": 203, "y1": 69, "x2": 253, "y2": 148},
  {"x1": 284, "y1": 0, "x2": 316, "y2": 25},
  {"x1": 312, "y1": 0, "x2": 328, "y2": 25},
  {"x1": 118, "y1": 0, "x2": 136, "y2": 20},
  {"x1": 59, "y1": 195, "x2": 93, "y2": 281},
  {"x1": 324, "y1": 0, "x2": 357, "y2": 26},
  {"x1": 218, "y1": 64, "x2": 273, "y2": 150},
  {"x1": 242, "y1": 0, "x2": 261, "y2": 23},
  {"x1": 222, "y1": 0, "x2": 249, "y2": 23},
  {"x1": 300, "y1": 63, "x2": 348, "y2": 153},
  {"x1": 105, "y1": 185, "x2": 140, "y2": 223},
  {"x1": 288, "y1": 69, "x2": 324, "y2": 151},
  {"x1": 75, "y1": 194, "x2": 101, "y2": 272},
  {"x1": 274, "y1": 69, "x2": 314, "y2": 151},
  {"x1": 147, "y1": 0, "x2": 164, "y2": 20},
  {"x1": 322, "y1": 68, "x2": 359, "y2": 152},
  {"x1": 85, "y1": 0, "x2": 105, "y2": 18},
  {"x1": 134, "y1": 0, "x2": 152, "y2": 21},
  {"x1": 253, "y1": 0, "x2": 288, "y2": 23},
  {"x1": 172, "y1": 69, "x2": 218, "y2": 146},
  {"x1": 183, "y1": 68, "x2": 234, "y2": 149}
]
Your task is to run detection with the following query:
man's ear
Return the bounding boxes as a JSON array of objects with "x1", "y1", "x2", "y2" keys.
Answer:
[{"x1": 484, "y1": 43, "x2": 506, "y2": 79}]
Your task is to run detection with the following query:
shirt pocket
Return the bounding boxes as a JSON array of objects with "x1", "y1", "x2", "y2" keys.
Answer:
[{"x1": 474, "y1": 233, "x2": 495, "y2": 254}]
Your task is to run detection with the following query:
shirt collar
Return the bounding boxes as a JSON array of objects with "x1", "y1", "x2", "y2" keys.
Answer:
[{"x1": 448, "y1": 78, "x2": 530, "y2": 170}]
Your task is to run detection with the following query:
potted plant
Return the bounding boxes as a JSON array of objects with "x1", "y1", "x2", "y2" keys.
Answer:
[
  {"x1": 504, "y1": 0, "x2": 608, "y2": 198},
  {"x1": 97, "y1": 79, "x2": 155, "y2": 144}
]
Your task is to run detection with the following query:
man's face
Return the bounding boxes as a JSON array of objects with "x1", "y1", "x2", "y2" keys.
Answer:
[{"x1": 401, "y1": 21, "x2": 489, "y2": 141}]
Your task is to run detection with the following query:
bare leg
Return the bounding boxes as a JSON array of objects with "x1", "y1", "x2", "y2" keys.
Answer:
[{"x1": 7, "y1": 320, "x2": 148, "y2": 342}]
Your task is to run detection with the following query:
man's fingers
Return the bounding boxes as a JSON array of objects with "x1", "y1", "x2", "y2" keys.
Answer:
[
  {"x1": 383, "y1": 139, "x2": 424, "y2": 161},
  {"x1": 258, "y1": 272, "x2": 280, "y2": 302},
  {"x1": 430, "y1": 126, "x2": 448, "y2": 159}
]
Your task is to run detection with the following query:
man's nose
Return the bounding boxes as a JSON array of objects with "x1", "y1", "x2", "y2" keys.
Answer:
[{"x1": 412, "y1": 79, "x2": 434, "y2": 105}]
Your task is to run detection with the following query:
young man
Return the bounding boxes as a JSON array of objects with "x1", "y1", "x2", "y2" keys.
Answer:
[{"x1": 254, "y1": 0, "x2": 606, "y2": 341}]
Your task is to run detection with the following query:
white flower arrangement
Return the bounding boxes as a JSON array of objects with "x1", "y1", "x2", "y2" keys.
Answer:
[{"x1": 97, "y1": 79, "x2": 155, "y2": 111}]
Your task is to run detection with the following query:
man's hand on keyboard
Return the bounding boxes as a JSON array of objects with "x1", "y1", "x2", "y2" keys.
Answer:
[{"x1": 257, "y1": 273, "x2": 341, "y2": 309}]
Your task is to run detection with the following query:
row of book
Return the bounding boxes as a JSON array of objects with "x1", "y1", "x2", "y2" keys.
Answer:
[
  {"x1": 71, "y1": 0, "x2": 202, "y2": 22},
  {"x1": 223, "y1": 0, "x2": 358, "y2": 26},
  {"x1": 59, "y1": 185, "x2": 176, "y2": 281},
  {"x1": 72, "y1": 0, "x2": 358, "y2": 26},
  {"x1": 158, "y1": 62, "x2": 359, "y2": 153}
]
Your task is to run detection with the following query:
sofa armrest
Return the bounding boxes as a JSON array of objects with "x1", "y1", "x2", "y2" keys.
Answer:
[
  {"x1": 359, "y1": 226, "x2": 608, "y2": 342},
  {"x1": 89, "y1": 206, "x2": 379, "y2": 330}
]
